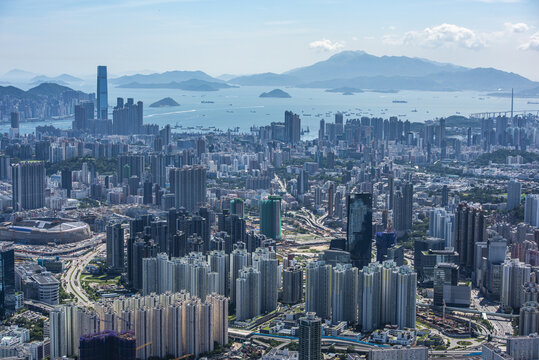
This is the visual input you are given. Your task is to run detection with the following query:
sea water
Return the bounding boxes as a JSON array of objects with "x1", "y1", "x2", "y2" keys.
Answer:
[{"x1": 5, "y1": 85, "x2": 536, "y2": 140}]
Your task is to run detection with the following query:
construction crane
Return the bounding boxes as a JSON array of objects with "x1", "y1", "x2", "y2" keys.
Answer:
[{"x1": 136, "y1": 342, "x2": 151, "y2": 351}]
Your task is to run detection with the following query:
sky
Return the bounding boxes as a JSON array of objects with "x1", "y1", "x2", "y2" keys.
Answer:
[{"x1": 1, "y1": 0, "x2": 539, "y2": 80}]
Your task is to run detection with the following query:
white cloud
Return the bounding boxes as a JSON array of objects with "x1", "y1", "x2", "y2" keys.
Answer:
[
  {"x1": 504, "y1": 22, "x2": 529, "y2": 33},
  {"x1": 519, "y1": 32, "x2": 539, "y2": 51},
  {"x1": 384, "y1": 23, "x2": 485, "y2": 50},
  {"x1": 388, "y1": 26, "x2": 396, "y2": 31},
  {"x1": 309, "y1": 39, "x2": 345, "y2": 52}
]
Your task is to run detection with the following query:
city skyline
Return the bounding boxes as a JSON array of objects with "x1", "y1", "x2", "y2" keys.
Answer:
[{"x1": 0, "y1": 0, "x2": 538, "y2": 80}]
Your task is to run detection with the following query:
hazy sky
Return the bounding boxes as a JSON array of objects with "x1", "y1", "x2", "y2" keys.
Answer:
[{"x1": 1, "y1": 0, "x2": 539, "y2": 80}]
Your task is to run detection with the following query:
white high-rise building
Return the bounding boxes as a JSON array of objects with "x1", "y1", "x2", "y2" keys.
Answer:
[
  {"x1": 230, "y1": 248, "x2": 251, "y2": 305},
  {"x1": 208, "y1": 251, "x2": 227, "y2": 296},
  {"x1": 524, "y1": 194, "x2": 539, "y2": 227},
  {"x1": 207, "y1": 294, "x2": 228, "y2": 346},
  {"x1": 332, "y1": 263, "x2": 358, "y2": 324},
  {"x1": 236, "y1": 266, "x2": 261, "y2": 321},
  {"x1": 429, "y1": 208, "x2": 455, "y2": 248},
  {"x1": 253, "y1": 247, "x2": 279, "y2": 313},
  {"x1": 51, "y1": 291, "x2": 225, "y2": 360},
  {"x1": 305, "y1": 261, "x2": 332, "y2": 320},
  {"x1": 396, "y1": 266, "x2": 417, "y2": 329},
  {"x1": 501, "y1": 259, "x2": 532, "y2": 311}
]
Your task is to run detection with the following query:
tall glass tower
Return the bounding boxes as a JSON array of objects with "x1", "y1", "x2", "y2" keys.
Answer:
[
  {"x1": 97, "y1": 65, "x2": 108, "y2": 119},
  {"x1": 260, "y1": 195, "x2": 281, "y2": 239},
  {"x1": 346, "y1": 193, "x2": 373, "y2": 268}
]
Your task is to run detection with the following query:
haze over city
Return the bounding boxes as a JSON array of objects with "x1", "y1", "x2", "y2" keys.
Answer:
[
  {"x1": 1, "y1": 0, "x2": 539, "y2": 79},
  {"x1": 1, "y1": 1, "x2": 539, "y2": 360}
]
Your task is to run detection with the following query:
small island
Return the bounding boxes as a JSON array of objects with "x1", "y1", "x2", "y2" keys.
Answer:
[
  {"x1": 326, "y1": 87, "x2": 363, "y2": 94},
  {"x1": 149, "y1": 97, "x2": 180, "y2": 108},
  {"x1": 259, "y1": 89, "x2": 291, "y2": 98}
]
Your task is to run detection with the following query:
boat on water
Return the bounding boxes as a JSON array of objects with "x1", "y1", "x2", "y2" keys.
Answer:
[
  {"x1": 392, "y1": 100, "x2": 408, "y2": 103},
  {"x1": 411, "y1": 109, "x2": 418, "y2": 112},
  {"x1": 201, "y1": 100, "x2": 214, "y2": 104},
  {"x1": 528, "y1": 101, "x2": 539, "y2": 104}
]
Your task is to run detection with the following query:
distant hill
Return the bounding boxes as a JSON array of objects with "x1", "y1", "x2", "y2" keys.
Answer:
[
  {"x1": 149, "y1": 97, "x2": 180, "y2": 108},
  {"x1": 112, "y1": 70, "x2": 224, "y2": 86},
  {"x1": 0, "y1": 85, "x2": 31, "y2": 98},
  {"x1": 0, "y1": 83, "x2": 91, "y2": 119},
  {"x1": 1, "y1": 69, "x2": 38, "y2": 83},
  {"x1": 230, "y1": 50, "x2": 539, "y2": 92},
  {"x1": 326, "y1": 87, "x2": 363, "y2": 94},
  {"x1": 118, "y1": 79, "x2": 235, "y2": 91},
  {"x1": 30, "y1": 74, "x2": 83, "y2": 85},
  {"x1": 230, "y1": 72, "x2": 298, "y2": 86},
  {"x1": 285, "y1": 50, "x2": 467, "y2": 82},
  {"x1": 259, "y1": 89, "x2": 291, "y2": 98},
  {"x1": 27, "y1": 82, "x2": 87, "y2": 97}
]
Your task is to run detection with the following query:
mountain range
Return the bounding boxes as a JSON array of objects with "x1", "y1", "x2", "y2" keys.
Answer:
[
  {"x1": 2, "y1": 51, "x2": 538, "y2": 93},
  {"x1": 0, "y1": 82, "x2": 88, "y2": 100},
  {"x1": 228, "y1": 51, "x2": 538, "y2": 92},
  {"x1": 117, "y1": 79, "x2": 235, "y2": 91}
]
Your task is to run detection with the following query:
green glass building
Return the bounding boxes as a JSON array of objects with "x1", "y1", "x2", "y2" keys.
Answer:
[{"x1": 260, "y1": 196, "x2": 281, "y2": 239}]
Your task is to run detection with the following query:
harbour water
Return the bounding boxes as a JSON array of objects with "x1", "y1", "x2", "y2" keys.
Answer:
[{"x1": 6, "y1": 85, "x2": 537, "y2": 140}]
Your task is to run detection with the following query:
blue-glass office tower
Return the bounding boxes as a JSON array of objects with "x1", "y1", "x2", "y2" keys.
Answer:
[
  {"x1": 375, "y1": 231, "x2": 397, "y2": 262},
  {"x1": 346, "y1": 193, "x2": 373, "y2": 268},
  {"x1": 97, "y1": 66, "x2": 108, "y2": 119}
]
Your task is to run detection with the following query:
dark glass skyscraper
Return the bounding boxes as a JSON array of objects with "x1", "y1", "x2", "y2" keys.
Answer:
[
  {"x1": 97, "y1": 65, "x2": 108, "y2": 119},
  {"x1": 346, "y1": 193, "x2": 373, "y2": 268},
  {"x1": 260, "y1": 195, "x2": 282, "y2": 239},
  {"x1": 0, "y1": 244, "x2": 15, "y2": 317},
  {"x1": 79, "y1": 330, "x2": 136, "y2": 360}
]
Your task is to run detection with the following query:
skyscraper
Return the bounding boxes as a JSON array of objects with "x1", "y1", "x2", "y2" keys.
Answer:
[
  {"x1": 0, "y1": 243, "x2": 15, "y2": 317},
  {"x1": 174, "y1": 166, "x2": 207, "y2": 213},
  {"x1": 230, "y1": 198, "x2": 244, "y2": 218},
  {"x1": 524, "y1": 195, "x2": 539, "y2": 227},
  {"x1": 284, "y1": 111, "x2": 301, "y2": 144},
  {"x1": 501, "y1": 258, "x2": 531, "y2": 311},
  {"x1": 12, "y1": 161, "x2": 46, "y2": 211},
  {"x1": 346, "y1": 193, "x2": 373, "y2": 268},
  {"x1": 454, "y1": 203, "x2": 486, "y2": 271},
  {"x1": 282, "y1": 265, "x2": 303, "y2": 305},
  {"x1": 393, "y1": 182, "x2": 413, "y2": 236},
  {"x1": 61, "y1": 168, "x2": 72, "y2": 198},
  {"x1": 260, "y1": 196, "x2": 282, "y2": 239},
  {"x1": 236, "y1": 266, "x2": 261, "y2": 321},
  {"x1": 113, "y1": 98, "x2": 144, "y2": 135},
  {"x1": 73, "y1": 101, "x2": 94, "y2": 131},
  {"x1": 507, "y1": 180, "x2": 522, "y2": 210},
  {"x1": 298, "y1": 312, "x2": 321, "y2": 360},
  {"x1": 97, "y1": 66, "x2": 108, "y2": 119},
  {"x1": 9, "y1": 112, "x2": 19, "y2": 138},
  {"x1": 79, "y1": 330, "x2": 136, "y2": 360},
  {"x1": 331, "y1": 263, "x2": 358, "y2": 323},
  {"x1": 106, "y1": 223, "x2": 125, "y2": 273},
  {"x1": 519, "y1": 302, "x2": 539, "y2": 336},
  {"x1": 305, "y1": 261, "x2": 332, "y2": 319},
  {"x1": 396, "y1": 266, "x2": 417, "y2": 329}
]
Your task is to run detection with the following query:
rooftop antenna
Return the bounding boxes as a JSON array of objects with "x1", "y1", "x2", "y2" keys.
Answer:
[{"x1": 511, "y1": 88, "x2": 514, "y2": 122}]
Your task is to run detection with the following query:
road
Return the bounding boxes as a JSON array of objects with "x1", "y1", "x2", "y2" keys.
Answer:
[
  {"x1": 470, "y1": 289, "x2": 514, "y2": 338},
  {"x1": 61, "y1": 240, "x2": 105, "y2": 307}
]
